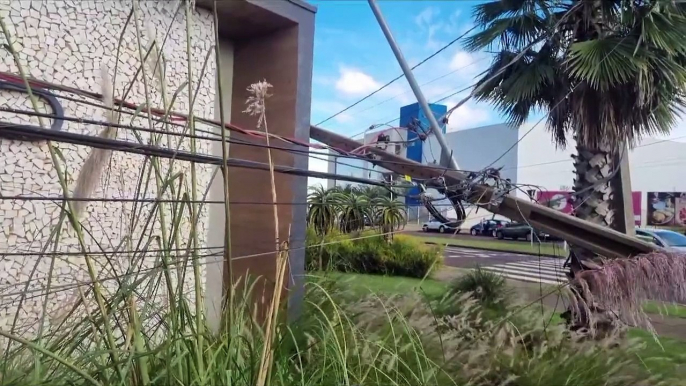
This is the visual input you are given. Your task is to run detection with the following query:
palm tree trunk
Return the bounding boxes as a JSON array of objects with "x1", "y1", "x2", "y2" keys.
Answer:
[
  {"x1": 564, "y1": 141, "x2": 625, "y2": 338},
  {"x1": 568, "y1": 143, "x2": 616, "y2": 269}
]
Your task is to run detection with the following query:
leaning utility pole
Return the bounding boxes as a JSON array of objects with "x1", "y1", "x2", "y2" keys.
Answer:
[
  {"x1": 612, "y1": 143, "x2": 636, "y2": 236},
  {"x1": 368, "y1": 0, "x2": 459, "y2": 171}
]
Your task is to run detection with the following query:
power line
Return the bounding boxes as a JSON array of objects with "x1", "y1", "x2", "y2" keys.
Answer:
[
  {"x1": 0, "y1": 122, "x2": 393, "y2": 188},
  {"x1": 315, "y1": 25, "x2": 478, "y2": 127},
  {"x1": 0, "y1": 228, "x2": 419, "y2": 302},
  {"x1": 354, "y1": 3, "x2": 587, "y2": 151},
  {"x1": 352, "y1": 56, "x2": 489, "y2": 119},
  {"x1": 502, "y1": 134, "x2": 686, "y2": 172}
]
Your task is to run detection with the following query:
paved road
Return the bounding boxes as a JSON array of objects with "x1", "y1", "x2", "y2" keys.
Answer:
[{"x1": 444, "y1": 246, "x2": 568, "y2": 285}]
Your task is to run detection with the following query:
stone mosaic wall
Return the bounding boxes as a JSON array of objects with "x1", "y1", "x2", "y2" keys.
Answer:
[{"x1": 0, "y1": 0, "x2": 218, "y2": 337}]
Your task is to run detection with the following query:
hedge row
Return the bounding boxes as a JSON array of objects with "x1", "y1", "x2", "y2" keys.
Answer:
[{"x1": 305, "y1": 228, "x2": 443, "y2": 278}]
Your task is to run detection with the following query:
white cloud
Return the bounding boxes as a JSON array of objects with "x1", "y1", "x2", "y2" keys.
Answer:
[
  {"x1": 444, "y1": 101, "x2": 490, "y2": 131},
  {"x1": 414, "y1": 7, "x2": 439, "y2": 28},
  {"x1": 414, "y1": 7, "x2": 445, "y2": 50},
  {"x1": 335, "y1": 67, "x2": 381, "y2": 96},
  {"x1": 449, "y1": 51, "x2": 475, "y2": 71}
]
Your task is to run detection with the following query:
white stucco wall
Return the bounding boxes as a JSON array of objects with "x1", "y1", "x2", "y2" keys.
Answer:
[{"x1": 0, "y1": 0, "x2": 218, "y2": 337}]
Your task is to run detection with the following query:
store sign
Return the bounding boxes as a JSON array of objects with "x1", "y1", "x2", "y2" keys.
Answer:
[
  {"x1": 537, "y1": 190, "x2": 642, "y2": 225},
  {"x1": 646, "y1": 192, "x2": 686, "y2": 227}
]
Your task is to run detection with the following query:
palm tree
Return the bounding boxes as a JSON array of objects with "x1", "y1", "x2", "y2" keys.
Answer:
[
  {"x1": 467, "y1": 0, "x2": 686, "y2": 333},
  {"x1": 359, "y1": 185, "x2": 391, "y2": 200},
  {"x1": 373, "y1": 196, "x2": 407, "y2": 241},
  {"x1": 307, "y1": 186, "x2": 339, "y2": 236},
  {"x1": 340, "y1": 184, "x2": 361, "y2": 196},
  {"x1": 337, "y1": 191, "x2": 371, "y2": 233},
  {"x1": 467, "y1": 1, "x2": 686, "y2": 250}
]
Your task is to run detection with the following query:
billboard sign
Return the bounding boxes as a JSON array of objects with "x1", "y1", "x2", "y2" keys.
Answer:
[
  {"x1": 536, "y1": 190, "x2": 642, "y2": 226},
  {"x1": 646, "y1": 192, "x2": 686, "y2": 227}
]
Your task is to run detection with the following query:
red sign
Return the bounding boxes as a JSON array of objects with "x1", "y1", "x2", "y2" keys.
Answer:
[{"x1": 536, "y1": 191, "x2": 642, "y2": 226}]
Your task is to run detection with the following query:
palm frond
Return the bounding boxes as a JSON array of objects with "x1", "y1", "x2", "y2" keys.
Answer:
[
  {"x1": 469, "y1": 0, "x2": 686, "y2": 150},
  {"x1": 567, "y1": 37, "x2": 645, "y2": 91}
]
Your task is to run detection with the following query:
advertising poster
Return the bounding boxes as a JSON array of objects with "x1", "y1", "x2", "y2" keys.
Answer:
[
  {"x1": 537, "y1": 190, "x2": 642, "y2": 225},
  {"x1": 647, "y1": 192, "x2": 686, "y2": 227}
]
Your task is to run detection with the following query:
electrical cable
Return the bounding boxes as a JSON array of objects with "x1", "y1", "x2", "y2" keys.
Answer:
[
  {"x1": 352, "y1": 56, "x2": 490, "y2": 118},
  {"x1": 0, "y1": 77, "x2": 494, "y2": 181},
  {"x1": 0, "y1": 71, "x2": 350, "y2": 156},
  {"x1": 0, "y1": 121, "x2": 395, "y2": 188},
  {"x1": 315, "y1": 25, "x2": 479, "y2": 127},
  {"x1": 0, "y1": 80, "x2": 64, "y2": 135},
  {"x1": 0, "y1": 228, "x2": 417, "y2": 301}
]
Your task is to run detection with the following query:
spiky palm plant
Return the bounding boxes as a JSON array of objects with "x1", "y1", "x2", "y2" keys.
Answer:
[
  {"x1": 466, "y1": 0, "x2": 686, "y2": 256},
  {"x1": 359, "y1": 185, "x2": 391, "y2": 200},
  {"x1": 373, "y1": 196, "x2": 407, "y2": 241},
  {"x1": 340, "y1": 183, "x2": 362, "y2": 196},
  {"x1": 337, "y1": 190, "x2": 371, "y2": 233},
  {"x1": 307, "y1": 185, "x2": 339, "y2": 235}
]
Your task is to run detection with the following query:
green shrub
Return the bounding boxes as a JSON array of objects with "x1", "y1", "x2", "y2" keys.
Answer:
[
  {"x1": 449, "y1": 266, "x2": 509, "y2": 307},
  {"x1": 305, "y1": 227, "x2": 443, "y2": 278}
]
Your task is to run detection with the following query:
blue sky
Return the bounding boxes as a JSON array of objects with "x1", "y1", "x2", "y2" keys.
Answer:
[
  {"x1": 309, "y1": 1, "x2": 495, "y2": 135},
  {"x1": 307, "y1": 1, "x2": 498, "y2": 182}
]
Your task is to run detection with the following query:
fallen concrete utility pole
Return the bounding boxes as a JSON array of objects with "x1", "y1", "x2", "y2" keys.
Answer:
[
  {"x1": 368, "y1": 0, "x2": 459, "y2": 171},
  {"x1": 310, "y1": 125, "x2": 656, "y2": 260}
]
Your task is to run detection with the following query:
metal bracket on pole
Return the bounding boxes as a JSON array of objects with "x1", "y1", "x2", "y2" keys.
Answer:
[{"x1": 368, "y1": 0, "x2": 459, "y2": 171}]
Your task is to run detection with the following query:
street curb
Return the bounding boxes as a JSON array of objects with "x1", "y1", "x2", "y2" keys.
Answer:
[{"x1": 422, "y1": 241, "x2": 564, "y2": 259}]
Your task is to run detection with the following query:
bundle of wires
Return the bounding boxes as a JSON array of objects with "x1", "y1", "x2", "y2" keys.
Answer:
[{"x1": 0, "y1": 71, "x2": 349, "y2": 154}]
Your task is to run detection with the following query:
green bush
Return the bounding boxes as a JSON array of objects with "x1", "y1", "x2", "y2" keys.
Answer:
[
  {"x1": 449, "y1": 266, "x2": 509, "y2": 308},
  {"x1": 305, "y1": 227, "x2": 443, "y2": 278}
]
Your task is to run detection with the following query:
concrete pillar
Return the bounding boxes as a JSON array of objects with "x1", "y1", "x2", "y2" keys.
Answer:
[
  {"x1": 611, "y1": 143, "x2": 635, "y2": 236},
  {"x1": 198, "y1": 0, "x2": 315, "y2": 327}
]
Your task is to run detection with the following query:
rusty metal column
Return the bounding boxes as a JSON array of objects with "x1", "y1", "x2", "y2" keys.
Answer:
[{"x1": 368, "y1": 0, "x2": 460, "y2": 171}]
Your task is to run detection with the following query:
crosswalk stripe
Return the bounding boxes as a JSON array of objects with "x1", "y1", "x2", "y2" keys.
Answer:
[
  {"x1": 506, "y1": 261, "x2": 565, "y2": 270},
  {"x1": 503, "y1": 266, "x2": 566, "y2": 278},
  {"x1": 480, "y1": 265, "x2": 566, "y2": 281},
  {"x1": 486, "y1": 262, "x2": 566, "y2": 275},
  {"x1": 479, "y1": 270, "x2": 562, "y2": 285}
]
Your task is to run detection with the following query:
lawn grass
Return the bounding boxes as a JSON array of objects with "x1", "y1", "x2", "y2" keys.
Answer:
[
  {"x1": 642, "y1": 301, "x2": 686, "y2": 319},
  {"x1": 320, "y1": 270, "x2": 686, "y2": 319},
  {"x1": 628, "y1": 329, "x2": 686, "y2": 376},
  {"x1": 312, "y1": 271, "x2": 449, "y2": 300},
  {"x1": 415, "y1": 235, "x2": 567, "y2": 257}
]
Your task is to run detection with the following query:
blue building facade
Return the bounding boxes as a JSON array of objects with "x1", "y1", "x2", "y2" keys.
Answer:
[{"x1": 399, "y1": 102, "x2": 447, "y2": 207}]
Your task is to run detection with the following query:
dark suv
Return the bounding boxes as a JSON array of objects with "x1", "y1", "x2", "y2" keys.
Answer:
[
  {"x1": 494, "y1": 221, "x2": 550, "y2": 241},
  {"x1": 470, "y1": 219, "x2": 509, "y2": 236}
]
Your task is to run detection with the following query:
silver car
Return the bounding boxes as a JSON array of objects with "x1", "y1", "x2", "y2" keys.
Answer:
[
  {"x1": 422, "y1": 219, "x2": 459, "y2": 234},
  {"x1": 635, "y1": 229, "x2": 686, "y2": 253}
]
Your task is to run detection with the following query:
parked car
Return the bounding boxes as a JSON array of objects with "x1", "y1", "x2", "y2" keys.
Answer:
[
  {"x1": 494, "y1": 221, "x2": 550, "y2": 241},
  {"x1": 364, "y1": 215, "x2": 373, "y2": 227},
  {"x1": 635, "y1": 228, "x2": 686, "y2": 252},
  {"x1": 422, "y1": 219, "x2": 460, "y2": 234},
  {"x1": 470, "y1": 219, "x2": 509, "y2": 236}
]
